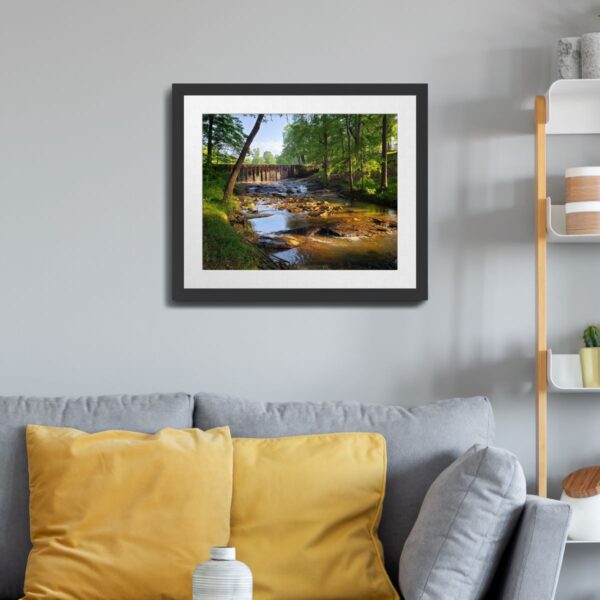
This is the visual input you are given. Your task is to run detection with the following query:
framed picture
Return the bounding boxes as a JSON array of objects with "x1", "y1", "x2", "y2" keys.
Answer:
[{"x1": 172, "y1": 84, "x2": 427, "y2": 303}]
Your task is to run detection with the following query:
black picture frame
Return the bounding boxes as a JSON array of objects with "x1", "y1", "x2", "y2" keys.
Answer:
[{"x1": 172, "y1": 83, "x2": 428, "y2": 304}]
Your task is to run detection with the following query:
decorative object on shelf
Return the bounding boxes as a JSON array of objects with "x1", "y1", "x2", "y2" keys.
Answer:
[
  {"x1": 558, "y1": 37, "x2": 582, "y2": 79},
  {"x1": 561, "y1": 466, "x2": 600, "y2": 541},
  {"x1": 582, "y1": 32, "x2": 600, "y2": 79},
  {"x1": 193, "y1": 547, "x2": 252, "y2": 600},
  {"x1": 565, "y1": 167, "x2": 600, "y2": 234},
  {"x1": 580, "y1": 325, "x2": 600, "y2": 387},
  {"x1": 172, "y1": 84, "x2": 428, "y2": 304}
]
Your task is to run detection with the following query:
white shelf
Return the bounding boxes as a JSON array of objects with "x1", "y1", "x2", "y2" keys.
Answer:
[
  {"x1": 566, "y1": 539, "x2": 600, "y2": 544},
  {"x1": 546, "y1": 197, "x2": 600, "y2": 243},
  {"x1": 546, "y1": 79, "x2": 600, "y2": 134},
  {"x1": 548, "y1": 349, "x2": 600, "y2": 393}
]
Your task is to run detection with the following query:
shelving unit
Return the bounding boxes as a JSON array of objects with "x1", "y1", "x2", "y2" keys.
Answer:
[{"x1": 536, "y1": 80, "x2": 600, "y2": 498}]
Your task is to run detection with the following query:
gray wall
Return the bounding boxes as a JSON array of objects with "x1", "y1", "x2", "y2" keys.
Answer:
[{"x1": 1, "y1": 1, "x2": 598, "y2": 597}]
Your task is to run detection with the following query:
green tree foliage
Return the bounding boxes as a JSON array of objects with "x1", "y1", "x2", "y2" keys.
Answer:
[
  {"x1": 278, "y1": 114, "x2": 397, "y2": 194},
  {"x1": 249, "y1": 148, "x2": 264, "y2": 165},
  {"x1": 223, "y1": 114, "x2": 265, "y2": 203},
  {"x1": 203, "y1": 114, "x2": 246, "y2": 165},
  {"x1": 262, "y1": 150, "x2": 276, "y2": 164},
  {"x1": 201, "y1": 113, "x2": 397, "y2": 204}
]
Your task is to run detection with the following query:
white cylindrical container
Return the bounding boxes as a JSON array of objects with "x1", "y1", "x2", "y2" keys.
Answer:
[
  {"x1": 561, "y1": 492, "x2": 600, "y2": 540},
  {"x1": 562, "y1": 466, "x2": 600, "y2": 541},
  {"x1": 193, "y1": 547, "x2": 252, "y2": 600},
  {"x1": 558, "y1": 37, "x2": 581, "y2": 79},
  {"x1": 582, "y1": 32, "x2": 600, "y2": 78},
  {"x1": 565, "y1": 167, "x2": 600, "y2": 234}
]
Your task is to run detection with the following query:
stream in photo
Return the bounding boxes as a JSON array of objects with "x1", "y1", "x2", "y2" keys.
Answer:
[{"x1": 236, "y1": 178, "x2": 398, "y2": 270}]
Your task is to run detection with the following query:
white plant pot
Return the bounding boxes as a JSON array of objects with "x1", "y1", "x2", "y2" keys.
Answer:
[{"x1": 560, "y1": 492, "x2": 600, "y2": 540}]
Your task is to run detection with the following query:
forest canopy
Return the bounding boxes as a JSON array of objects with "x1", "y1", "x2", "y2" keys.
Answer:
[
  {"x1": 203, "y1": 113, "x2": 398, "y2": 197},
  {"x1": 202, "y1": 114, "x2": 246, "y2": 165}
]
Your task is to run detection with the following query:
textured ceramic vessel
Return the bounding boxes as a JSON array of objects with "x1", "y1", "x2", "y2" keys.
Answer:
[
  {"x1": 582, "y1": 32, "x2": 600, "y2": 78},
  {"x1": 193, "y1": 547, "x2": 252, "y2": 600},
  {"x1": 558, "y1": 37, "x2": 581, "y2": 79}
]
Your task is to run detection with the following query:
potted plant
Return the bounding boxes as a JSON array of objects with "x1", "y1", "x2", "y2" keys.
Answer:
[{"x1": 580, "y1": 325, "x2": 600, "y2": 387}]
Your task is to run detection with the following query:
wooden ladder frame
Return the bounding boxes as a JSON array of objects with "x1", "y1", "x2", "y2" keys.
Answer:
[{"x1": 535, "y1": 95, "x2": 548, "y2": 497}]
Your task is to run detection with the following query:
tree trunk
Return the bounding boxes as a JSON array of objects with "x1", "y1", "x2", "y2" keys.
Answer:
[
  {"x1": 223, "y1": 114, "x2": 264, "y2": 203},
  {"x1": 322, "y1": 115, "x2": 329, "y2": 186},
  {"x1": 345, "y1": 115, "x2": 354, "y2": 192},
  {"x1": 206, "y1": 115, "x2": 214, "y2": 166},
  {"x1": 356, "y1": 115, "x2": 365, "y2": 190},
  {"x1": 380, "y1": 114, "x2": 388, "y2": 191}
]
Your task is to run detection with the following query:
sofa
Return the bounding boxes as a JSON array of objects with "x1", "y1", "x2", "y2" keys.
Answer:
[{"x1": 0, "y1": 393, "x2": 570, "y2": 600}]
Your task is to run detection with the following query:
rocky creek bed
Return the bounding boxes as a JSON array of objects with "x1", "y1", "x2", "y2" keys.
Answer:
[{"x1": 232, "y1": 178, "x2": 398, "y2": 269}]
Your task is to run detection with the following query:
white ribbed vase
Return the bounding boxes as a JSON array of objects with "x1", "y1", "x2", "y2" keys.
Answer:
[{"x1": 193, "y1": 547, "x2": 252, "y2": 600}]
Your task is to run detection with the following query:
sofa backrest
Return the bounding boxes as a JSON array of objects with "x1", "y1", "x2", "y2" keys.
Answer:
[
  {"x1": 0, "y1": 393, "x2": 193, "y2": 600},
  {"x1": 0, "y1": 393, "x2": 494, "y2": 598},
  {"x1": 194, "y1": 394, "x2": 495, "y2": 588}
]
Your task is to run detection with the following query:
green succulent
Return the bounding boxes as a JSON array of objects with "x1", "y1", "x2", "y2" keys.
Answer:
[{"x1": 583, "y1": 325, "x2": 600, "y2": 347}]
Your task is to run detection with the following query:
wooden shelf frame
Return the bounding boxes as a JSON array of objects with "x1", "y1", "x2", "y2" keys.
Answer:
[{"x1": 535, "y1": 95, "x2": 548, "y2": 497}]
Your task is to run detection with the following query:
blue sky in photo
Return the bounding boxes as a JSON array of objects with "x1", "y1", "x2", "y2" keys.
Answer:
[{"x1": 236, "y1": 114, "x2": 291, "y2": 157}]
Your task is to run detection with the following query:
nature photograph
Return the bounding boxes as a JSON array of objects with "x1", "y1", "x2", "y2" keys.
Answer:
[{"x1": 202, "y1": 113, "x2": 399, "y2": 270}]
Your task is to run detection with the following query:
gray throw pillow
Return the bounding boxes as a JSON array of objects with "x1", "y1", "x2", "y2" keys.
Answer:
[{"x1": 399, "y1": 445, "x2": 526, "y2": 600}]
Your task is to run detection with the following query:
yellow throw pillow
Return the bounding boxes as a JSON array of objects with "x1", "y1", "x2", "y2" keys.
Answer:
[
  {"x1": 23, "y1": 425, "x2": 233, "y2": 600},
  {"x1": 230, "y1": 433, "x2": 399, "y2": 600}
]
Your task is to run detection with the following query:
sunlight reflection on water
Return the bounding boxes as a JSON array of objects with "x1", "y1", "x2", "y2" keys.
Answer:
[{"x1": 244, "y1": 181, "x2": 397, "y2": 269}]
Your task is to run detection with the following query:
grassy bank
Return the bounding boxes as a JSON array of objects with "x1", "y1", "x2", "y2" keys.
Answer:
[
  {"x1": 202, "y1": 170, "x2": 263, "y2": 270},
  {"x1": 330, "y1": 177, "x2": 398, "y2": 209}
]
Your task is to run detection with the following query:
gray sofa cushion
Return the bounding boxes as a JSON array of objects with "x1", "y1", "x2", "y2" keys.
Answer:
[
  {"x1": 399, "y1": 445, "x2": 526, "y2": 600},
  {"x1": 193, "y1": 393, "x2": 494, "y2": 587},
  {"x1": 0, "y1": 393, "x2": 193, "y2": 600},
  {"x1": 490, "y1": 496, "x2": 571, "y2": 600}
]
